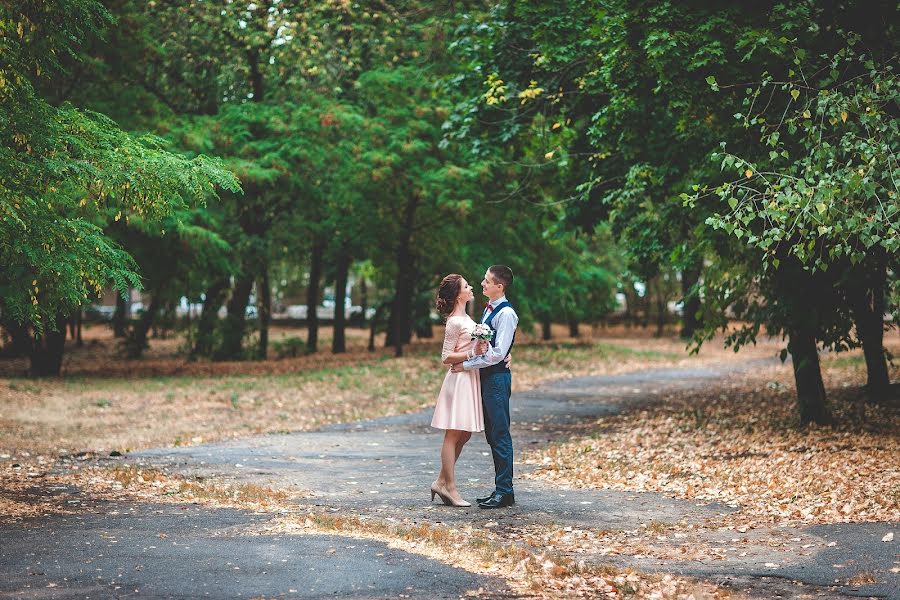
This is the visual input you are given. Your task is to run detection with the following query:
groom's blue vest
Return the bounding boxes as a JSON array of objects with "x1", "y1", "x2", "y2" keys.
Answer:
[{"x1": 481, "y1": 301, "x2": 515, "y2": 376}]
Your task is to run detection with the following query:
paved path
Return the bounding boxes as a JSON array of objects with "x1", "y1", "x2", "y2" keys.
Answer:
[
  {"x1": 2, "y1": 359, "x2": 896, "y2": 599},
  {"x1": 0, "y1": 498, "x2": 511, "y2": 599},
  {"x1": 129, "y1": 360, "x2": 898, "y2": 600}
]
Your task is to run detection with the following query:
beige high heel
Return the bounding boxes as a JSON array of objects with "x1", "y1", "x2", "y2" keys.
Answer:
[{"x1": 430, "y1": 484, "x2": 471, "y2": 507}]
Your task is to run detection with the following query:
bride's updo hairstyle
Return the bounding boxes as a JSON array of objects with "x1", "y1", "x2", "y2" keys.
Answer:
[{"x1": 435, "y1": 274, "x2": 463, "y2": 318}]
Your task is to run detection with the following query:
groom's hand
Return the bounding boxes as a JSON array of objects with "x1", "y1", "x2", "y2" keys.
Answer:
[
  {"x1": 450, "y1": 362, "x2": 465, "y2": 373},
  {"x1": 504, "y1": 353, "x2": 512, "y2": 369}
]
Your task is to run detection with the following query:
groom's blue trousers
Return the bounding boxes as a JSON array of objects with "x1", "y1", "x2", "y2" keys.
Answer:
[{"x1": 481, "y1": 370, "x2": 513, "y2": 495}]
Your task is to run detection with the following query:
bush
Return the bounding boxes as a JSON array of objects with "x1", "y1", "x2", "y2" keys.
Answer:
[{"x1": 272, "y1": 336, "x2": 306, "y2": 359}]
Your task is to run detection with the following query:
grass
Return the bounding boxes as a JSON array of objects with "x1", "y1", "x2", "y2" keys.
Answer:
[{"x1": 0, "y1": 323, "x2": 781, "y2": 458}]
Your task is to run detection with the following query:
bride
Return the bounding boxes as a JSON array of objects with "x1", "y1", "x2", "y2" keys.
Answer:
[{"x1": 429, "y1": 274, "x2": 487, "y2": 507}]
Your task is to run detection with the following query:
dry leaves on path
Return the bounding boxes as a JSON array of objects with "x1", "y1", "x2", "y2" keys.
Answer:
[{"x1": 524, "y1": 359, "x2": 900, "y2": 529}]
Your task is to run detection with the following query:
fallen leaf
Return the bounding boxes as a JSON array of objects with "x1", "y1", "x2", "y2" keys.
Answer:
[{"x1": 882, "y1": 532, "x2": 894, "y2": 542}]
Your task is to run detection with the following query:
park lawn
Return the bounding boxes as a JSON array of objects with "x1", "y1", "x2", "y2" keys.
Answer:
[{"x1": 0, "y1": 323, "x2": 776, "y2": 459}]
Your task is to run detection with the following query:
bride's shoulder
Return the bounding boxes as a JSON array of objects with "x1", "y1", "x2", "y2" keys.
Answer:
[{"x1": 446, "y1": 315, "x2": 473, "y2": 327}]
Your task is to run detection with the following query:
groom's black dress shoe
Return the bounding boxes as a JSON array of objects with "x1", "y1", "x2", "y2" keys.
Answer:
[
  {"x1": 478, "y1": 492, "x2": 514, "y2": 509},
  {"x1": 476, "y1": 491, "x2": 496, "y2": 504}
]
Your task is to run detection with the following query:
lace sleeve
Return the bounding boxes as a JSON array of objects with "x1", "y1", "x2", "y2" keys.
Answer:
[{"x1": 441, "y1": 317, "x2": 461, "y2": 362}]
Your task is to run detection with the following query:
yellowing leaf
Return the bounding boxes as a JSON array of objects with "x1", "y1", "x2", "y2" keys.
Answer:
[
  {"x1": 840, "y1": 111, "x2": 848, "y2": 123},
  {"x1": 545, "y1": 151, "x2": 555, "y2": 160},
  {"x1": 744, "y1": 169, "x2": 753, "y2": 178},
  {"x1": 790, "y1": 89, "x2": 800, "y2": 101},
  {"x1": 551, "y1": 122, "x2": 561, "y2": 130},
  {"x1": 816, "y1": 202, "x2": 827, "y2": 214}
]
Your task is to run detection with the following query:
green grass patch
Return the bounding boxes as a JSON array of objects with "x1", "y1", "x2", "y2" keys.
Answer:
[{"x1": 824, "y1": 353, "x2": 866, "y2": 368}]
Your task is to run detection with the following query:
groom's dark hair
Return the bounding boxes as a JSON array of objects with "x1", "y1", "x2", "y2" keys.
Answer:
[{"x1": 488, "y1": 265, "x2": 513, "y2": 291}]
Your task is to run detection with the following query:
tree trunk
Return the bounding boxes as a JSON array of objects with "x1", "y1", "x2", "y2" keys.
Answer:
[
  {"x1": 775, "y1": 263, "x2": 832, "y2": 425},
  {"x1": 332, "y1": 251, "x2": 351, "y2": 354},
  {"x1": 680, "y1": 263, "x2": 702, "y2": 339},
  {"x1": 655, "y1": 300, "x2": 669, "y2": 337},
  {"x1": 368, "y1": 303, "x2": 384, "y2": 352},
  {"x1": 257, "y1": 263, "x2": 271, "y2": 360},
  {"x1": 217, "y1": 274, "x2": 253, "y2": 360},
  {"x1": 542, "y1": 316, "x2": 552, "y2": 341},
  {"x1": 655, "y1": 290, "x2": 667, "y2": 338},
  {"x1": 848, "y1": 260, "x2": 891, "y2": 402},
  {"x1": 193, "y1": 277, "x2": 228, "y2": 358},
  {"x1": 113, "y1": 290, "x2": 128, "y2": 338},
  {"x1": 386, "y1": 195, "x2": 420, "y2": 357},
  {"x1": 1, "y1": 321, "x2": 32, "y2": 358},
  {"x1": 414, "y1": 294, "x2": 434, "y2": 339},
  {"x1": 568, "y1": 318, "x2": 580, "y2": 338},
  {"x1": 124, "y1": 290, "x2": 164, "y2": 359},
  {"x1": 74, "y1": 309, "x2": 83, "y2": 347},
  {"x1": 306, "y1": 237, "x2": 324, "y2": 354},
  {"x1": 787, "y1": 328, "x2": 830, "y2": 425},
  {"x1": 622, "y1": 286, "x2": 637, "y2": 328},
  {"x1": 29, "y1": 313, "x2": 68, "y2": 377},
  {"x1": 359, "y1": 276, "x2": 368, "y2": 326}
]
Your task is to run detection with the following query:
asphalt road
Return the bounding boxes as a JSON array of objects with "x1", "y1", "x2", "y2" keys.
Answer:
[{"x1": 0, "y1": 501, "x2": 513, "y2": 599}]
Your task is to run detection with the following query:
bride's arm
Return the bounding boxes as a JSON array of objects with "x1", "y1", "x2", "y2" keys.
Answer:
[{"x1": 441, "y1": 318, "x2": 474, "y2": 365}]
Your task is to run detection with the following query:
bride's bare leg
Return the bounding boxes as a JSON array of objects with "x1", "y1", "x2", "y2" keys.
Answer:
[
  {"x1": 432, "y1": 430, "x2": 470, "y2": 505},
  {"x1": 437, "y1": 430, "x2": 461, "y2": 489},
  {"x1": 454, "y1": 431, "x2": 471, "y2": 461}
]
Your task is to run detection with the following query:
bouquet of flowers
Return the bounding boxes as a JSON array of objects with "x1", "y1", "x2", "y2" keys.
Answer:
[{"x1": 471, "y1": 324, "x2": 494, "y2": 342}]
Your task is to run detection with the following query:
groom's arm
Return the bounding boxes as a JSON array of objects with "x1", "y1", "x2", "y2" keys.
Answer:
[{"x1": 462, "y1": 310, "x2": 518, "y2": 370}]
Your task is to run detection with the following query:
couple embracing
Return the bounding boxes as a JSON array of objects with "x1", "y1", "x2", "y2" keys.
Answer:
[{"x1": 430, "y1": 265, "x2": 518, "y2": 509}]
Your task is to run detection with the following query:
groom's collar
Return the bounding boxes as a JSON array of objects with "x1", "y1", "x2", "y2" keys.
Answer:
[{"x1": 485, "y1": 295, "x2": 508, "y2": 310}]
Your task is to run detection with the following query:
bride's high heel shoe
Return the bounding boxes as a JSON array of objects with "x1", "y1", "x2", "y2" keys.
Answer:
[{"x1": 430, "y1": 484, "x2": 471, "y2": 507}]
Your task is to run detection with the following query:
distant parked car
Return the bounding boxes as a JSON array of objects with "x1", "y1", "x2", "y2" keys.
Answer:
[{"x1": 84, "y1": 305, "x2": 116, "y2": 321}]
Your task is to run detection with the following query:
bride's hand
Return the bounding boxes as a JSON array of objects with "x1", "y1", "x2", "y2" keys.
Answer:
[
  {"x1": 504, "y1": 353, "x2": 512, "y2": 369},
  {"x1": 475, "y1": 340, "x2": 489, "y2": 355}
]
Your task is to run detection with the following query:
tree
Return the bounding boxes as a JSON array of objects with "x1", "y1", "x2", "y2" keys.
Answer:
[
  {"x1": 0, "y1": 0, "x2": 239, "y2": 375},
  {"x1": 694, "y1": 34, "x2": 898, "y2": 413},
  {"x1": 450, "y1": 0, "x2": 898, "y2": 423}
]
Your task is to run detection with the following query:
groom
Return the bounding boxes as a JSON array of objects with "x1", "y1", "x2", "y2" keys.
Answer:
[{"x1": 452, "y1": 265, "x2": 518, "y2": 509}]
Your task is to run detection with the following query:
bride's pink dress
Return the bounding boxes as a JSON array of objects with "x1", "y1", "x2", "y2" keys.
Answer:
[{"x1": 431, "y1": 315, "x2": 484, "y2": 432}]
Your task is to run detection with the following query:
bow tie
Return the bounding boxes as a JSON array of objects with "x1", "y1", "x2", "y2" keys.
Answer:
[{"x1": 486, "y1": 304, "x2": 494, "y2": 311}]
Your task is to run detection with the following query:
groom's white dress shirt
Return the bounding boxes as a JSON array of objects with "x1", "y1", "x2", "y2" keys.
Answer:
[{"x1": 462, "y1": 294, "x2": 518, "y2": 371}]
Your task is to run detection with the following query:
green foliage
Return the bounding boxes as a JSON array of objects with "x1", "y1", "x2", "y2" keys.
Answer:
[
  {"x1": 272, "y1": 336, "x2": 306, "y2": 359},
  {"x1": 700, "y1": 43, "x2": 898, "y2": 272},
  {"x1": 0, "y1": 0, "x2": 240, "y2": 332}
]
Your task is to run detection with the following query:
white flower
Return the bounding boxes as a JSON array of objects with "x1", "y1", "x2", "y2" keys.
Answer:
[{"x1": 471, "y1": 324, "x2": 494, "y2": 341}]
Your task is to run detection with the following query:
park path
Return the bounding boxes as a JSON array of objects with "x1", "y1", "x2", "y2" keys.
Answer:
[
  {"x1": 129, "y1": 359, "x2": 898, "y2": 600},
  {"x1": 2, "y1": 359, "x2": 896, "y2": 599}
]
